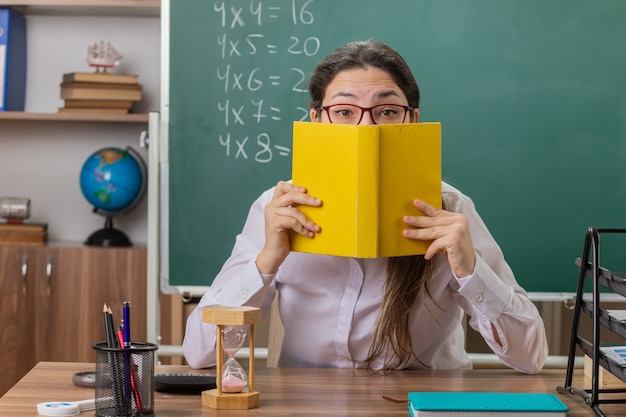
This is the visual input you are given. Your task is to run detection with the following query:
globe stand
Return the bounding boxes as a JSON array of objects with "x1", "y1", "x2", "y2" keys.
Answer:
[{"x1": 84, "y1": 214, "x2": 132, "y2": 247}]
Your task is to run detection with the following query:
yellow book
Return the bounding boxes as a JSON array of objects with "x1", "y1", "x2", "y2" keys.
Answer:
[{"x1": 291, "y1": 121, "x2": 441, "y2": 258}]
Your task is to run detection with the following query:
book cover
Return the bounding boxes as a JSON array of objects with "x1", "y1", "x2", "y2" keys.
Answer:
[
  {"x1": 58, "y1": 107, "x2": 130, "y2": 114},
  {"x1": 63, "y1": 99, "x2": 133, "y2": 109},
  {"x1": 0, "y1": 9, "x2": 26, "y2": 111},
  {"x1": 0, "y1": 222, "x2": 47, "y2": 246},
  {"x1": 0, "y1": 222, "x2": 47, "y2": 233},
  {"x1": 0, "y1": 232, "x2": 47, "y2": 245},
  {"x1": 408, "y1": 392, "x2": 568, "y2": 417},
  {"x1": 290, "y1": 121, "x2": 441, "y2": 258},
  {"x1": 60, "y1": 82, "x2": 142, "y2": 90},
  {"x1": 60, "y1": 82, "x2": 142, "y2": 101},
  {"x1": 600, "y1": 345, "x2": 626, "y2": 367},
  {"x1": 63, "y1": 72, "x2": 139, "y2": 85},
  {"x1": 607, "y1": 310, "x2": 626, "y2": 323}
]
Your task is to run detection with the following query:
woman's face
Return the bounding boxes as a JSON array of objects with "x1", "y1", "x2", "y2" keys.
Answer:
[{"x1": 310, "y1": 65, "x2": 419, "y2": 125}]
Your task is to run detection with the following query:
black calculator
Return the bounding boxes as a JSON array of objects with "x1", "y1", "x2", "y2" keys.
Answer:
[{"x1": 154, "y1": 373, "x2": 217, "y2": 394}]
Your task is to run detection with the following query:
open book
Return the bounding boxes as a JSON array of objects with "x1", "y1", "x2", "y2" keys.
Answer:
[{"x1": 290, "y1": 121, "x2": 441, "y2": 258}]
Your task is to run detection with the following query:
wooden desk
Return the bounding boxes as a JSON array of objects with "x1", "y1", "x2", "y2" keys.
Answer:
[{"x1": 0, "y1": 362, "x2": 622, "y2": 416}]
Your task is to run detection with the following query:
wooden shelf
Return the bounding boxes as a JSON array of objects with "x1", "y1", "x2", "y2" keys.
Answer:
[
  {"x1": 0, "y1": 111, "x2": 149, "y2": 123},
  {"x1": 0, "y1": 2, "x2": 158, "y2": 122},
  {"x1": 0, "y1": 0, "x2": 160, "y2": 17}
]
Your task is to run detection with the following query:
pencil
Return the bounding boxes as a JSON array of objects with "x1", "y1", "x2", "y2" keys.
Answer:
[
  {"x1": 102, "y1": 303, "x2": 127, "y2": 415},
  {"x1": 106, "y1": 305, "x2": 120, "y2": 349},
  {"x1": 103, "y1": 304, "x2": 116, "y2": 348}
]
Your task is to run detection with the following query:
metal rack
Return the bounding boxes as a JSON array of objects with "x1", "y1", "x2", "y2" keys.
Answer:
[{"x1": 557, "y1": 227, "x2": 626, "y2": 417}]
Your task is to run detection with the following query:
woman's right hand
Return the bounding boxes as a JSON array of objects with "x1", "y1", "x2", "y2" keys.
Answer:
[{"x1": 255, "y1": 181, "x2": 321, "y2": 274}]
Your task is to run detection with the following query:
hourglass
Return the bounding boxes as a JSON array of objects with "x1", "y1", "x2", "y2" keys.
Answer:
[
  {"x1": 201, "y1": 306, "x2": 261, "y2": 410},
  {"x1": 222, "y1": 325, "x2": 248, "y2": 393}
]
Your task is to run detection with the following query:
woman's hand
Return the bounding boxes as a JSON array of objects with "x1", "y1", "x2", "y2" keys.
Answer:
[
  {"x1": 256, "y1": 181, "x2": 321, "y2": 274},
  {"x1": 403, "y1": 199, "x2": 476, "y2": 278}
]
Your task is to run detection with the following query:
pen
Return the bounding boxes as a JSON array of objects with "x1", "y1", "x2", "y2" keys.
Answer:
[
  {"x1": 117, "y1": 324, "x2": 143, "y2": 414},
  {"x1": 122, "y1": 301, "x2": 132, "y2": 404},
  {"x1": 123, "y1": 302, "x2": 131, "y2": 348}
]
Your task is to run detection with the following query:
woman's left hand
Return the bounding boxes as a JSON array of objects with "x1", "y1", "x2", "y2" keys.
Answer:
[{"x1": 403, "y1": 199, "x2": 476, "y2": 278}]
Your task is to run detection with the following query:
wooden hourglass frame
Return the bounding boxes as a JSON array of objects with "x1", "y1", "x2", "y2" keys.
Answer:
[{"x1": 201, "y1": 306, "x2": 261, "y2": 410}]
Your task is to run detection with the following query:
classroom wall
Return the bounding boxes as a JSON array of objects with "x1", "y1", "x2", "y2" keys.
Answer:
[{"x1": 0, "y1": 15, "x2": 160, "y2": 244}]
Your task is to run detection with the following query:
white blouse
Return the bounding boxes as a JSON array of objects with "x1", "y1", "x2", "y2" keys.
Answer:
[{"x1": 182, "y1": 182, "x2": 548, "y2": 374}]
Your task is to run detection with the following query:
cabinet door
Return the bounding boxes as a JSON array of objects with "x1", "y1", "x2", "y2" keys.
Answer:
[
  {"x1": 33, "y1": 246, "x2": 72, "y2": 362},
  {"x1": 37, "y1": 246, "x2": 147, "y2": 363},
  {"x1": 0, "y1": 246, "x2": 38, "y2": 396}
]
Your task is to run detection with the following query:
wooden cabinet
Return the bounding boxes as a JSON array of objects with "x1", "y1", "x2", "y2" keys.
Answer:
[
  {"x1": 0, "y1": 246, "x2": 37, "y2": 397},
  {"x1": 0, "y1": 244, "x2": 148, "y2": 396}
]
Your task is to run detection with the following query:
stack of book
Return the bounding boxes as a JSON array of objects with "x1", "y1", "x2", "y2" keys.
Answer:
[
  {"x1": 58, "y1": 72, "x2": 142, "y2": 114},
  {"x1": 0, "y1": 222, "x2": 47, "y2": 246}
]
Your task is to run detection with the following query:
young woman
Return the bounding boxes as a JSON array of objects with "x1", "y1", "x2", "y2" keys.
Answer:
[{"x1": 183, "y1": 40, "x2": 548, "y2": 374}]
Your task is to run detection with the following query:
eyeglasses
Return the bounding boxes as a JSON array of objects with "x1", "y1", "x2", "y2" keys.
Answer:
[{"x1": 319, "y1": 103, "x2": 414, "y2": 125}]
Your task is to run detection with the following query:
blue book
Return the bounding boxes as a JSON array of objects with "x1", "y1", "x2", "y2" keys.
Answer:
[
  {"x1": 0, "y1": 8, "x2": 26, "y2": 111},
  {"x1": 408, "y1": 392, "x2": 568, "y2": 417}
]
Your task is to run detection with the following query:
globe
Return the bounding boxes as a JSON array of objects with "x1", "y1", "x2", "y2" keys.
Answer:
[{"x1": 79, "y1": 146, "x2": 146, "y2": 247}]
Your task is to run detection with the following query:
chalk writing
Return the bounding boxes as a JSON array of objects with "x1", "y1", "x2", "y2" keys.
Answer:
[{"x1": 212, "y1": 0, "x2": 322, "y2": 163}]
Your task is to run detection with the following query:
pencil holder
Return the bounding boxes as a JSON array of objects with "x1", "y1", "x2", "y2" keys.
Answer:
[{"x1": 93, "y1": 341, "x2": 158, "y2": 417}]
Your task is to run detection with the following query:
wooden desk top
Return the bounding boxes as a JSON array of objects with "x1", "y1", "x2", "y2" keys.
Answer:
[{"x1": 0, "y1": 362, "x2": 623, "y2": 416}]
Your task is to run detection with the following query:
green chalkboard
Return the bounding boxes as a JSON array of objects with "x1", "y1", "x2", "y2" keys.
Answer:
[{"x1": 166, "y1": 0, "x2": 626, "y2": 293}]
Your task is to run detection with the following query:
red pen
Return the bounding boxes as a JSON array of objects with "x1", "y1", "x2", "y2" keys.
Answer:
[{"x1": 117, "y1": 328, "x2": 143, "y2": 414}]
